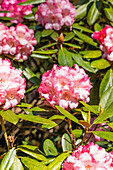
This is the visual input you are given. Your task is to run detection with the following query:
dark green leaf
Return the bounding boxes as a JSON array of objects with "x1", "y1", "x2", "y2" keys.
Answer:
[
  {"x1": 0, "y1": 110, "x2": 18, "y2": 125},
  {"x1": 42, "y1": 30, "x2": 54, "y2": 37},
  {"x1": 71, "y1": 52, "x2": 96, "y2": 73},
  {"x1": 50, "y1": 32, "x2": 59, "y2": 41},
  {"x1": 62, "y1": 133, "x2": 72, "y2": 152},
  {"x1": 64, "y1": 32, "x2": 75, "y2": 41},
  {"x1": 94, "y1": 23, "x2": 102, "y2": 31},
  {"x1": 75, "y1": 2, "x2": 89, "y2": 19},
  {"x1": 72, "y1": 23, "x2": 93, "y2": 33},
  {"x1": 92, "y1": 131, "x2": 113, "y2": 141},
  {"x1": 39, "y1": 42, "x2": 57, "y2": 50},
  {"x1": 48, "y1": 152, "x2": 69, "y2": 170},
  {"x1": 58, "y1": 47, "x2": 73, "y2": 67},
  {"x1": 91, "y1": 59, "x2": 110, "y2": 70},
  {"x1": 0, "y1": 148, "x2": 16, "y2": 170},
  {"x1": 87, "y1": 0, "x2": 101, "y2": 25},
  {"x1": 0, "y1": 17, "x2": 14, "y2": 20},
  {"x1": 43, "y1": 139, "x2": 58, "y2": 156},
  {"x1": 21, "y1": 157, "x2": 48, "y2": 170},
  {"x1": 73, "y1": 30, "x2": 97, "y2": 46},
  {"x1": 34, "y1": 31, "x2": 42, "y2": 43},
  {"x1": 83, "y1": 50, "x2": 102, "y2": 59},
  {"x1": 99, "y1": 69, "x2": 113, "y2": 98},
  {"x1": 104, "y1": 2, "x2": 113, "y2": 22},
  {"x1": 10, "y1": 157, "x2": 24, "y2": 170}
]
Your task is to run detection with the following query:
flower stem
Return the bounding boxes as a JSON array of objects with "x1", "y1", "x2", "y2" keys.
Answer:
[
  {"x1": 0, "y1": 116, "x2": 9, "y2": 150},
  {"x1": 68, "y1": 119, "x2": 73, "y2": 139}
]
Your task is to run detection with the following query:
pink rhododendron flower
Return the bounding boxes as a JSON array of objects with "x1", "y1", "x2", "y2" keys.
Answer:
[
  {"x1": 38, "y1": 64, "x2": 92, "y2": 109},
  {"x1": 86, "y1": 117, "x2": 111, "y2": 143},
  {"x1": 0, "y1": 58, "x2": 26, "y2": 110},
  {"x1": 0, "y1": 23, "x2": 37, "y2": 61},
  {"x1": 35, "y1": 0, "x2": 76, "y2": 30},
  {"x1": 92, "y1": 25, "x2": 113, "y2": 61},
  {"x1": 0, "y1": 0, "x2": 32, "y2": 23},
  {"x1": 62, "y1": 142, "x2": 113, "y2": 170}
]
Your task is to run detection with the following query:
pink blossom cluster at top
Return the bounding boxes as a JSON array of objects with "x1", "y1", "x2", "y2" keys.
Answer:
[
  {"x1": 0, "y1": 58, "x2": 26, "y2": 110},
  {"x1": 38, "y1": 64, "x2": 92, "y2": 110},
  {"x1": 0, "y1": 0, "x2": 33, "y2": 23},
  {"x1": 35, "y1": 0, "x2": 76, "y2": 30},
  {"x1": 86, "y1": 117, "x2": 111, "y2": 143},
  {"x1": 0, "y1": 23, "x2": 37, "y2": 61},
  {"x1": 92, "y1": 25, "x2": 113, "y2": 61},
  {"x1": 62, "y1": 142, "x2": 113, "y2": 170}
]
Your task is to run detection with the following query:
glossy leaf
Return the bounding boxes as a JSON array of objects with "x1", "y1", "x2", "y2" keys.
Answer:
[
  {"x1": 72, "y1": 23, "x2": 93, "y2": 33},
  {"x1": 64, "y1": 32, "x2": 75, "y2": 41},
  {"x1": 94, "y1": 23, "x2": 102, "y2": 31},
  {"x1": 48, "y1": 152, "x2": 69, "y2": 170},
  {"x1": 109, "y1": 0, "x2": 113, "y2": 5},
  {"x1": 99, "y1": 69, "x2": 113, "y2": 98},
  {"x1": 56, "y1": 106, "x2": 80, "y2": 125},
  {"x1": 83, "y1": 50, "x2": 102, "y2": 59},
  {"x1": 18, "y1": 0, "x2": 45, "y2": 5},
  {"x1": 75, "y1": 2, "x2": 89, "y2": 19},
  {"x1": 43, "y1": 139, "x2": 58, "y2": 156},
  {"x1": 34, "y1": 31, "x2": 42, "y2": 43},
  {"x1": 21, "y1": 157, "x2": 48, "y2": 170},
  {"x1": 72, "y1": 129, "x2": 83, "y2": 138},
  {"x1": 104, "y1": 2, "x2": 113, "y2": 22},
  {"x1": 80, "y1": 101, "x2": 98, "y2": 114},
  {"x1": 62, "y1": 133, "x2": 72, "y2": 152},
  {"x1": 64, "y1": 43, "x2": 81, "y2": 49},
  {"x1": 91, "y1": 59, "x2": 110, "y2": 70},
  {"x1": 31, "y1": 54, "x2": 51, "y2": 59},
  {"x1": 17, "y1": 103, "x2": 33, "y2": 108},
  {"x1": 87, "y1": 0, "x2": 101, "y2": 25},
  {"x1": 73, "y1": 30, "x2": 97, "y2": 46},
  {"x1": 50, "y1": 32, "x2": 59, "y2": 41},
  {"x1": 18, "y1": 114, "x2": 57, "y2": 127},
  {"x1": 107, "y1": 122, "x2": 113, "y2": 129},
  {"x1": 0, "y1": 110, "x2": 18, "y2": 125},
  {"x1": 99, "y1": 86, "x2": 113, "y2": 112},
  {"x1": 92, "y1": 131, "x2": 113, "y2": 141},
  {"x1": 58, "y1": 47, "x2": 73, "y2": 67},
  {"x1": 33, "y1": 49, "x2": 58, "y2": 54},
  {"x1": 42, "y1": 30, "x2": 54, "y2": 37},
  {"x1": 10, "y1": 157, "x2": 24, "y2": 170},
  {"x1": 71, "y1": 52, "x2": 96, "y2": 73},
  {"x1": 0, "y1": 148, "x2": 16, "y2": 170}
]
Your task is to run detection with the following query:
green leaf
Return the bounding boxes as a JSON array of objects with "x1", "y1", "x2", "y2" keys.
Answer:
[
  {"x1": 75, "y1": 2, "x2": 89, "y2": 19},
  {"x1": 17, "y1": 103, "x2": 33, "y2": 108},
  {"x1": 56, "y1": 106, "x2": 80, "y2": 125},
  {"x1": 99, "y1": 86, "x2": 113, "y2": 112},
  {"x1": 87, "y1": 0, "x2": 101, "y2": 25},
  {"x1": 109, "y1": 0, "x2": 113, "y2": 5},
  {"x1": 39, "y1": 42, "x2": 57, "y2": 50},
  {"x1": 62, "y1": 133, "x2": 72, "y2": 152},
  {"x1": 99, "y1": 69, "x2": 113, "y2": 98},
  {"x1": 72, "y1": 23, "x2": 93, "y2": 33},
  {"x1": 58, "y1": 47, "x2": 73, "y2": 67},
  {"x1": 80, "y1": 101, "x2": 98, "y2": 114},
  {"x1": 72, "y1": 129, "x2": 83, "y2": 138},
  {"x1": 42, "y1": 30, "x2": 54, "y2": 37},
  {"x1": 64, "y1": 32, "x2": 75, "y2": 41},
  {"x1": 73, "y1": 30, "x2": 97, "y2": 46},
  {"x1": 31, "y1": 54, "x2": 51, "y2": 59},
  {"x1": 33, "y1": 49, "x2": 58, "y2": 54},
  {"x1": 107, "y1": 122, "x2": 113, "y2": 129},
  {"x1": 91, "y1": 59, "x2": 110, "y2": 70},
  {"x1": 25, "y1": 85, "x2": 39, "y2": 94},
  {"x1": 64, "y1": 43, "x2": 81, "y2": 49},
  {"x1": 34, "y1": 31, "x2": 42, "y2": 43},
  {"x1": 71, "y1": 52, "x2": 96, "y2": 73},
  {"x1": 50, "y1": 31, "x2": 59, "y2": 41},
  {"x1": 10, "y1": 157, "x2": 24, "y2": 170},
  {"x1": 49, "y1": 115, "x2": 65, "y2": 121},
  {"x1": 23, "y1": 13, "x2": 34, "y2": 20},
  {"x1": 18, "y1": 146, "x2": 48, "y2": 161},
  {"x1": 43, "y1": 139, "x2": 58, "y2": 156},
  {"x1": 18, "y1": 114, "x2": 57, "y2": 127},
  {"x1": 93, "y1": 104, "x2": 113, "y2": 124},
  {"x1": 0, "y1": 148, "x2": 16, "y2": 170},
  {"x1": 48, "y1": 152, "x2": 69, "y2": 170},
  {"x1": 83, "y1": 50, "x2": 102, "y2": 59},
  {"x1": 21, "y1": 157, "x2": 48, "y2": 170},
  {"x1": 92, "y1": 131, "x2": 113, "y2": 141},
  {"x1": 0, "y1": 17, "x2": 14, "y2": 20},
  {"x1": 94, "y1": 23, "x2": 102, "y2": 31},
  {"x1": 0, "y1": 110, "x2": 18, "y2": 125},
  {"x1": 104, "y1": 2, "x2": 113, "y2": 22},
  {"x1": 23, "y1": 67, "x2": 40, "y2": 85},
  {"x1": 18, "y1": 0, "x2": 45, "y2": 5}
]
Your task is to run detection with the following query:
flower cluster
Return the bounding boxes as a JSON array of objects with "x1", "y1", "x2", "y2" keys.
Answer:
[
  {"x1": 62, "y1": 142, "x2": 113, "y2": 170},
  {"x1": 0, "y1": 23, "x2": 37, "y2": 61},
  {"x1": 92, "y1": 25, "x2": 113, "y2": 61},
  {"x1": 38, "y1": 64, "x2": 92, "y2": 109},
  {"x1": 0, "y1": 58, "x2": 26, "y2": 110},
  {"x1": 35, "y1": 0, "x2": 76, "y2": 30},
  {"x1": 0, "y1": 0, "x2": 32, "y2": 23}
]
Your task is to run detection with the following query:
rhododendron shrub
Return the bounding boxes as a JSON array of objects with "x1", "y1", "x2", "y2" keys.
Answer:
[
  {"x1": 62, "y1": 142, "x2": 113, "y2": 170},
  {"x1": 0, "y1": 58, "x2": 26, "y2": 110},
  {"x1": 35, "y1": 0, "x2": 76, "y2": 30},
  {"x1": 0, "y1": 23, "x2": 37, "y2": 60},
  {"x1": 0, "y1": 0, "x2": 32, "y2": 23},
  {"x1": 38, "y1": 64, "x2": 92, "y2": 109},
  {"x1": 92, "y1": 25, "x2": 113, "y2": 61}
]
